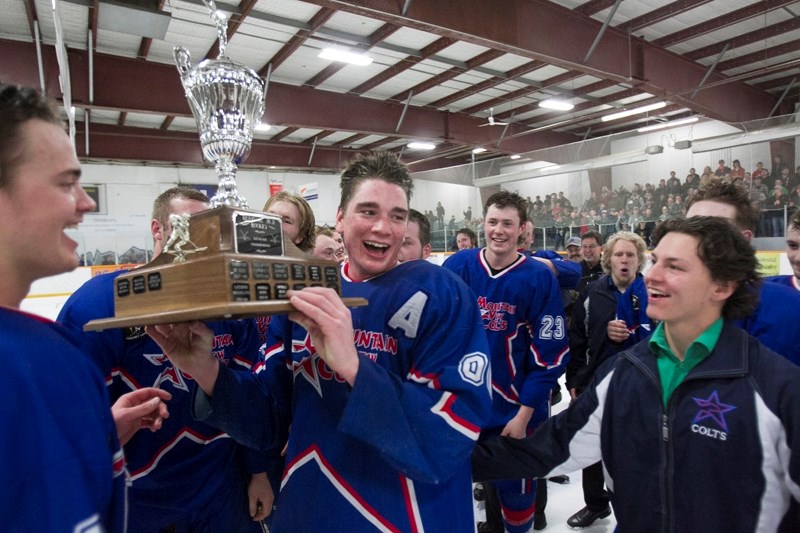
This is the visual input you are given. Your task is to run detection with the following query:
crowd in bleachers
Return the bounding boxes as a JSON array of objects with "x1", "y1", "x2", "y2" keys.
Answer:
[{"x1": 421, "y1": 159, "x2": 800, "y2": 252}]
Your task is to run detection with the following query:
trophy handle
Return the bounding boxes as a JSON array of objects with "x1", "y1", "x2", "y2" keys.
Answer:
[{"x1": 174, "y1": 46, "x2": 192, "y2": 77}]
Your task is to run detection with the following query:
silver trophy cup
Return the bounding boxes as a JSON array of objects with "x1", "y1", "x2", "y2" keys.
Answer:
[{"x1": 173, "y1": 0, "x2": 264, "y2": 208}]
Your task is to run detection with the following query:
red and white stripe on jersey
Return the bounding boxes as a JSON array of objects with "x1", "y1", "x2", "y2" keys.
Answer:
[
  {"x1": 430, "y1": 391, "x2": 481, "y2": 441},
  {"x1": 406, "y1": 368, "x2": 441, "y2": 389},
  {"x1": 282, "y1": 445, "x2": 403, "y2": 533},
  {"x1": 129, "y1": 428, "x2": 229, "y2": 481}
]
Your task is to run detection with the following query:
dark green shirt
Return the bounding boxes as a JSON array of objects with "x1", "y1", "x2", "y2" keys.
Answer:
[{"x1": 648, "y1": 318, "x2": 723, "y2": 407}]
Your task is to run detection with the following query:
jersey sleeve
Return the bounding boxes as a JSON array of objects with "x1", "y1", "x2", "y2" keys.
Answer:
[
  {"x1": 193, "y1": 316, "x2": 292, "y2": 454},
  {"x1": 533, "y1": 250, "x2": 581, "y2": 290},
  {"x1": 338, "y1": 270, "x2": 492, "y2": 484},
  {"x1": 518, "y1": 266, "x2": 570, "y2": 408},
  {"x1": 57, "y1": 275, "x2": 126, "y2": 397}
]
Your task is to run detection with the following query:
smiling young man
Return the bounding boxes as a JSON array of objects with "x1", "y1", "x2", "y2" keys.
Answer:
[
  {"x1": 444, "y1": 191, "x2": 569, "y2": 533},
  {"x1": 147, "y1": 152, "x2": 492, "y2": 532},
  {"x1": 765, "y1": 209, "x2": 800, "y2": 291},
  {"x1": 0, "y1": 84, "x2": 169, "y2": 532},
  {"x1": 473, "y1": 216, "x2": 800, "y2": 532}
]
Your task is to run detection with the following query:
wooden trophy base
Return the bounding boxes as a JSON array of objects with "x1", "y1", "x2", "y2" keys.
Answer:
[{"x1": 84, "y1": 206, "x2": 366, "y2": 331}]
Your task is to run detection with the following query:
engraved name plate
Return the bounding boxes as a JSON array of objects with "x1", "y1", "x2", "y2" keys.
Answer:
[{"x1": 233, "y1": 212, "x2": 283, "y2": 256}]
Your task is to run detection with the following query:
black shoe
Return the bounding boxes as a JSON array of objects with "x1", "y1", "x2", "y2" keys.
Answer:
[
  {"x1": 548, "y1": 474, "x2": 570, "y2": 484},
  {"x1": 473, "y1": 482, "x2": 485, "y2": 501},
  {"x1": 567, "y1": 506, "x2": 611, "y2": 528},
  {"x1": 551, "y1": 388, "x2": 563, "y2": 405},
  {"x1": 533, "y1": 512, "x2": 547, "y2": 530}
]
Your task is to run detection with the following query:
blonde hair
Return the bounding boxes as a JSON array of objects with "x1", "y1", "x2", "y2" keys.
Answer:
[
  {"x1": 601, "y1": 231, "x2": 647, "y2": 274},
  {"x1": 263, "y1": 191, "x2": 316, "y2": 252}
]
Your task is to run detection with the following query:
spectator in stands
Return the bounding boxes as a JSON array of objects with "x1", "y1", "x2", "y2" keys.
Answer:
[
  {"x1": 779, "y1": 167, "x2": 797, "y2": 194},
  {"x1": 770, "y1": 187, "x2": 788, "y2": 237},
  {"x1": 701, "y1": 165, "x2": 714, "y2": 182},
  {"x1": 714, "y1": 159, "x2": 731, "y2": 177},
  {"x1": 752, "y1": 161, "x2": 770, "y2": 182},
  {"x1": 789, "y1": 184, "x2": 800, "y2": 210},
  {"x1": 436, "y1": 201, "x2": 445, "y2": 229},
  {"x1": 654, "y1": 178, "x2": 667, "y2": 207},
  {"x1": 765, "y1": 209, "x2": 800, "y2": 292},
  {"x1": 666, "y1": 171, "x2": 682, "y2": 195},
  {"x1": 263, "y1": 191, "x2": 315, "y2": 252},
  {"x1": 558, "y1": 191, "x2": 572, "y2": 211},
  {"x1": 456, "y1": 227, "x2": 478, "y2": 250},
  {"x1": 682, "y1": 170, "x2": 698, "y2": 194},
  {"x1": 730, "y1": 159, "x2": 745, "y2": 180}
]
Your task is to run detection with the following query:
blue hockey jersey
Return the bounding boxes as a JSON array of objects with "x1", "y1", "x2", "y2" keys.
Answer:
[
  {"x1": 0, "y1": 307, "x2": 126, "y2": 532},
  {"x1": 443, "y1": 249, "x2": 570, "y2": 429},
  {"x1": 765, "y1": 274, "x2": 799, "y2": 291},
  {"x1": 737, "y1": 280, "x2": 800, "y2": 367},
  {"x1": 58, "y1": 270, "x2": 264, "y2": 531},
  {"x1": 196, "y1": 259, "x2": 492, "y2": 532}
]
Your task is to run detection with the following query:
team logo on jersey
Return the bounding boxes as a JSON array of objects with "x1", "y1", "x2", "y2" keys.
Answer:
[
  {"x1": 476, "y1": 296, "x2": 516, "y2": 332},
  {"x1": 123, "y1": 325, "x2": 146, "y2": 341},
  {"x1": 291, "y1": 333, "x2": 344, "y2": 397},
  {"x1": 354, "y1": 329, "x2": 398, "y2": 355},
  {"x1": 143, "y1": 352, "x2": 190, "y2": 391},
  {"x1": 458, "y1": 352, "x2": 489, "y2": 386},
  {"x1": 690, "y1": 390, "x2": 736, "y2": 441}
]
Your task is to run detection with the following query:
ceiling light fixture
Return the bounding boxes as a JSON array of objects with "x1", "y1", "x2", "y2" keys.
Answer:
[
  {"x1": 509, "y1": 154, "x2": 521, "y2": 160},
  {"x1": 472, "y1": 147, "x2": 487, "y2": 154},
  {"x1": 637, "y1": 116, "x2": 699, "y2": 133},
  {"x1": 254, "y1": 122, "x2": 272, "y2": 132},
  {"x1": 538, "y1": 98, "x2": 574, "y2": 111},
  {"x1": 407, "y1": 141, "x2": 436, "y2": 150},
  {"x1": 601, "y1": 101, "x2": 667, "y2": 122},
  {"x1": 318, "y1": 47, "x2": 373, "y2": 66}
]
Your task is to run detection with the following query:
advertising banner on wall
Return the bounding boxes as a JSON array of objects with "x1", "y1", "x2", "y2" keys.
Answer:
[
  {"x1": 299, "y1": 182, "x2": 318, "y2": 201},
  {"x1": 269, "y1": 176, "x2": 283, "y2": 196}
]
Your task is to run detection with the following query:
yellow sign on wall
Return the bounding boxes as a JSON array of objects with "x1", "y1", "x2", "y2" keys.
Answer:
[{"x1": 756, "y1": 252, "x2": 781, "y2": 276}]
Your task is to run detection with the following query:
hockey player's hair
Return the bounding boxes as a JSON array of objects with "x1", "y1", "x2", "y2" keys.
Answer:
[
  {"x1": 790, "y1": 209, "x2": 800, "y2": 233},
  {"x1": 684, "y1": 178, "x2": 759, "y2": 232},
  {"x1": 315, "y1": 225, "x2": 335, "y2": 238},
  {"x1": 456, "y1": 228, "x2": 478, "y2": 248},
  {"x1": 0, "y1": 84, "x2": 62, "y2": 189},
  {"x1": 152, "y1": 187, "x2": 209, "y2": 227},
  {"x1": 651, "y1": 216, "x2": 760, "y2": 320},
  {"x1": 339, "y1": 152, "x2": 414, "y2": 211},
  {"x1": 408, "y1": 208, "x2": 431, "y2": 247},
  {"x1": 263, "y1": 191, "x2": 316, "y2": 252},
  {"x1": 483, "y1": 190, "x2": 528, "y2": 224},
  {"x1": 601, "y1": 231, "x2": 647, "y2": 275}
]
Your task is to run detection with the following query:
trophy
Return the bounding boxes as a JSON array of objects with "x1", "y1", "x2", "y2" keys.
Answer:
[{"x1": 84, "y1": 0, "x2": 365, "y2": 331}]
